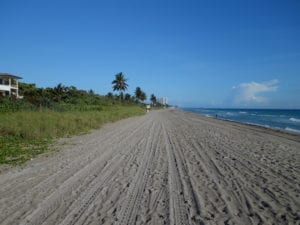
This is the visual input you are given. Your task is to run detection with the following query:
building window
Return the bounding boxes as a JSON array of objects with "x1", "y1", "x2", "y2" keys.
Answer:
[
  {"x1": 0, "y1": 79, "x2": 2, "y2": 84},
  {"x1": 4, "y1": 79, "x2": 9, "y2": 85},
  {"x1": 11, "y1": 79, "x2": 17, "y2": 86}
]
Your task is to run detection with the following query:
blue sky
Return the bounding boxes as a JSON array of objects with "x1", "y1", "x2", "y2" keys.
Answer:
[{"x1": 1, "y1": 0, "x2": 300, "y2": 108}]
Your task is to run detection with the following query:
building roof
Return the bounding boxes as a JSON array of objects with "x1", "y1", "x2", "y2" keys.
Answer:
[{"x1": 0, "y1": 73, "x2": 22, "y2": 79}]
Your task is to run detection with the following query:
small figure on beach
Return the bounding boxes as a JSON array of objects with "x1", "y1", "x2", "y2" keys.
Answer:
[
  {"x1": 146, "y1": 104, "x2": 151, "y2": 113},
  {"x1": 215, "y1": 114, "x2": 218, "y2": 119}
]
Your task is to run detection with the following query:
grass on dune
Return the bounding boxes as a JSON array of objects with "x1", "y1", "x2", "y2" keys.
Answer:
[{"x1": 0, "y1": 105, "x2": 144, "y2": 165}]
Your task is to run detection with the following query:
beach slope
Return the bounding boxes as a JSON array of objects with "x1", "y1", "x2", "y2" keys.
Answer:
[{"x1": 0, "y1": 109, "x2": 299, "y2": 225}]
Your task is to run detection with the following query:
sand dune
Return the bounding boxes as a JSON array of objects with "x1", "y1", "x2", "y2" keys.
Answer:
[{"x1": 0, "y1": 109, "x2": 299, "y2": 225}]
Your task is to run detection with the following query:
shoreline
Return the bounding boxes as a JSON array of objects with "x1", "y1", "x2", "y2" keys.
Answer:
[
  {"x1": 181, "y1": 107, "x2": 300, "y2": 133},
  {"x1": 180, "y1": 108, "x2": 300, "y2": 141}
]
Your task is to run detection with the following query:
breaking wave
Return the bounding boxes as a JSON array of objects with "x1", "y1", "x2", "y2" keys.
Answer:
[{"x1": 289, "y1": 118, "x2": 300, "y2": 123}]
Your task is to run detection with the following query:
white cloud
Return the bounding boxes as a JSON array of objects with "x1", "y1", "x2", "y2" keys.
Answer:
[{"x1": 233, "y1": 79, "x2": 278, "y2": 105}]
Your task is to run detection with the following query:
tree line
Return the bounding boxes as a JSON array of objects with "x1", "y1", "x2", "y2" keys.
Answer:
[
  {"x1": 0, "y1": 72, "x2": 162, "y2": 112},
  {"x1": 110, "y1": 72, "x2": 159, "y2": 106}
]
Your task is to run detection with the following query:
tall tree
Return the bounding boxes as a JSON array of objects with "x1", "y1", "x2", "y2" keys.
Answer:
[
  {"x1": 150, "y1": 94, "x2": 157, "y2": 105},
  {"x1": 53, "y1": 83, "x2": 68, "y2": 102},
  {"x1": 135, "y1": 87, "x2": 142, "y2": 101},
  {"x1": 112, "y1": 72, "x2": 128, "y2": 100},
  {"x1": 124, "y1": 93, "x2": 131, "y2": 101},
  {"x1": 106, "y1": 92, "x2": 113, "y2": 99},
  {"x1": 140, "y1": 91, "x2": 147, "y2": 102},
  {"x1": 135, "y1": 87, "x2": 147, "y2": 102}
]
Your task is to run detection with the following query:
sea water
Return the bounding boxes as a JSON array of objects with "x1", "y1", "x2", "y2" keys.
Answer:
[{"x1": 183, "y1": 108, "x2": 300, "y2": 133}]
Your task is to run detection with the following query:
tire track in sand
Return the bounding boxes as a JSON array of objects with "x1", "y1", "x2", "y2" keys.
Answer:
[
  {"x1": 162, "y1": 124, "x2": 189, "y2": 225},
  {"x1": 0, "y1": 110, "x2": 299, "y2": 225},
  {"x1": 115, "y1": 121, "x2": 161, "y2": 225}
]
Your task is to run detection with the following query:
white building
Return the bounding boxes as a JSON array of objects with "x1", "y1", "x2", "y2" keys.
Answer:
[
  {"x1": 0, "y1": 73, "x2": 22, "y2": 98},
  {"x1": 158, "y1": 97, "x2": 168, "y2": 106}
]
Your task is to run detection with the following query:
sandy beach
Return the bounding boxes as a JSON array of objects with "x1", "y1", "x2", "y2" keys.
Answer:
[{"x1": 0, "y1": 109, "x2": 299, "y2": 225}]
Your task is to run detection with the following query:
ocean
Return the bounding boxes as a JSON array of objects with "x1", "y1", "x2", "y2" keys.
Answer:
[{"x1": 183, "y1": 108, "x2": 300, "y2": 133}]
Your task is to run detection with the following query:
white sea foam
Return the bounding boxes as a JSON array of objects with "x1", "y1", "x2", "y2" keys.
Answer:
[
  {"x1": 249, "y1": 123, "x2": 271, "y2": 128},
  {"x1": 289, "y1": 118, "x2": 300, "y2": 123},
  {"x1": 226, "y1": 112, "x2": 235, "y2": 116},
  {"x1": 184, "y1": 109, "x2": 300, "y2": 133},
  {"x1": 285, "y1": 127, "x2": 300, "y2": 133}
]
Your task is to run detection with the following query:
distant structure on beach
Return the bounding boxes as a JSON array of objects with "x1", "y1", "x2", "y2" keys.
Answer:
[
  {"x1": 0, "y1": 73, "x2": 22, "y2": 98},
  {"x1": 158, "y1": 97, "x2": 168, "y2": 106}
]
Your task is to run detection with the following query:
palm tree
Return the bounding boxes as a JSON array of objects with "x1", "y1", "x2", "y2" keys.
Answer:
[
  {"x1": 135, "y1": 87, "x2": 147, "y2": 103},
  {"x1": 106, "y1": 92, "x2": 113, "y2": 99},
  {"x1": 140, "y1": 91, "x2": 147, "y2": 102},
  {"x1": 112, "y1": 72, "x2": 128, "y2": 100},
  {"x1": 150, "y1": 94, "x2": 157, "y2": 106},
  {"x1": 53, "y1": 83, "x2": 68, "y2": 102},
  {"x1": 124, "y1": 93, "x2": 131, "y2": 101},
  {"x1": 135, "y1": 87, "x2": 142, "y2": 101}
]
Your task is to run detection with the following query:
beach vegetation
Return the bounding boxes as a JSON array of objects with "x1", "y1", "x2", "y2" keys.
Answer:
[
  {"x1": 0, "y1": 78, "x2": 145, "y2": 165},
  {"x1": 112, "y1": 72, "x2": 129, "y2": 100},
  {"x1": 135, "y1": 87, "x2": 147, "y2": 103},
  {"x1": 150, "y1": 94, "x2": 157, "y2": 106}
]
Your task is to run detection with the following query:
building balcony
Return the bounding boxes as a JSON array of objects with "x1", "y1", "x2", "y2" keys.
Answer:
[{"x1": 0, "y1": 84, "x2": 11, "y2": 91}]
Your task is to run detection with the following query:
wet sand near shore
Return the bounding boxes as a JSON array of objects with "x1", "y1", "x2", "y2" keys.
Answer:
[{"x1": 0, "y1": 109, "x2": 299, "y2": 225}]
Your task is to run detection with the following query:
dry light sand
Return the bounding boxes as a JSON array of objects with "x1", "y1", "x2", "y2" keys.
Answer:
[{"x1": 0, "y1": 109, "x2": 299, "y2": 225}]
